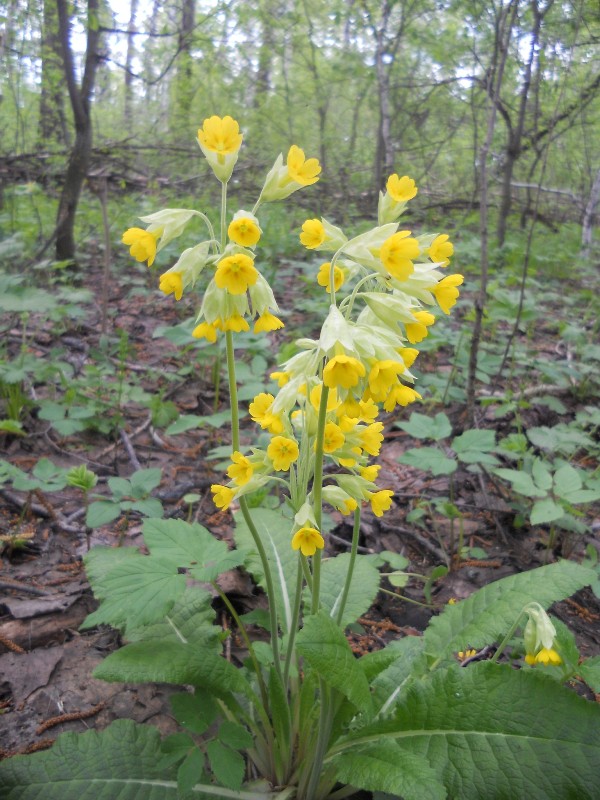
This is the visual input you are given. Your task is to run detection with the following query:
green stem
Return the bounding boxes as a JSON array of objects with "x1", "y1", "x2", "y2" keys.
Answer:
[
  {"x1": 303, "y1": 683, "x2": 333, "y2": 800},
  {"x1": 311, "y1": 384, "x2": 330, "y2": 614},
  {"x1": 220, "y1": 180, "x2": 228, "y2": 251},
  {"x1": 283, "y1": 554, "x2": 304, "y2": 688},
  {"x1": 211, "y1": 581, "x2": 269, "y2": 708},
  {"x1": 224, "y1": 331, "x2": 283, "y2": 679},
  {"x1": 490, "y1": 609, "x2": 527, "y2": 664},
  {"x1": 335, "y1": 507, "x2": 361, "y2": 625}
]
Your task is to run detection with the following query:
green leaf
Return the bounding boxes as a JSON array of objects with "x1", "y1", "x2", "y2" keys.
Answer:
[
  {"x1": 296, "y1": 610, "x2": 373, "y2": 715},
  {"x1": 578, "y1": 657, "x2": 600, "y2": 693},
  {"x1": 318, "y1": 553, "x2": 381, "y2": 627},
  {"x1": 218, "y1": 721, "x2": 254, "y2": 750},
  {"x1": 531, "y1": 458, "x2": 553, "y2": 491},
  {"x1": 94, "y1": 641, "x2": 251, "y2": 697},
  {"x1": 171, "y1": 692, "x2": 219, "y2": 735},
  {"x1": 206, "y1": 741, "x2": 244, "y2": 791},
  {"x1": 399, "y1": 447, "x2": 457, "y2": 476},
  {"x1": 452, "y1": 429, "x2": 496, "y2": 464},
  {"x1": 0, "y1": 419, "x2": 25, "y2": 435},
  {"x1": 130, "y1": 467, "x2": 163, "y2": 496},
  {"x1": 370, "y1": 637, "x2": 427, "y2": 712},
  {"x1": 143, "y1": 518, "x2": 243, "y2": 581},
  {"x1": 493, "y1": 468, "x2": 547, "y2": 498},
  {"x1": 131, "y1": 498, "x2": 164, "y2": 518},
  {"x1": 85, "y1": 500, "x2": 122, "y2": 528},
  {"x1": 177, "y1": 748, "x2": 205, "y2": 796},
  {"x1": 530, "y1": 498, "x2": 564, "y2": 526},
  {"x1": 234, "y1": 508, "x2": 296, "y2": 633},
  {"x1": 81, "y1": 555, "x2": 186, "y2": 631},
  {"x1": 422, "y1": 561, "x2": 596, "y2": 661},
  {"x1": 396, "y1": 412, "x2": 452, "y2": 440},
  {"x1": 166, "y1": 411, "x2": 231, "y2": 434},
  {"x1": 333, "y1": 740, "x2": 445, "y2": 800},
  {"x1": 125, "y1": 588, "x2": 218, "y2": 647},
  {"x1": 0, "y1": 719, "x2": 180, "y2": 799},
  {"x1": 349, "y1": 663, "x2": 600, "y2": 800}
]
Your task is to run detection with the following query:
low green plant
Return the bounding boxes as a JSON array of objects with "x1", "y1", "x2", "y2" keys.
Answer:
[
  {"x1": 2, "y1": 117, "x2": 599, "y2": 800},
  {"x1": 86, "y1": 467, "x2": 164, "y2": 529}
]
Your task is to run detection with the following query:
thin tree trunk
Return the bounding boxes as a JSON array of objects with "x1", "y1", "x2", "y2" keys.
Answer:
[
  {"x1": 124, "y1": 0, "x2": 139, "y2": 126},
  {"x1": 466, "y1": 1, "x2": 518, "y2": 426},
  {"x1": 39, "y1": 0, "x2": 70, "y2": 148},
  {"x1": 581, "y1": 167, "x2": 600, "y2": 256},
  {"x1": 55, "y1": 0, "x2": 101, "y2": 263}
]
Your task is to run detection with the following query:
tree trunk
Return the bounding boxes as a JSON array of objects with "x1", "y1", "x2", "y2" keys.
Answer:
[
  {"x1": 55, "y1": 0, "x2": 101, "y2": 263},
  {"x1": 581, "y1": 167, "x2": 600, "y2": 256},
  {"x1": 39, "y1": 0, "x2": 70, "y2": 147},
  {"x1": 172, "y1": 0, "x2": 196, "y2": 133},
  {"x1": 124, "y1": 0, "x2": 139, "y2": 126}
]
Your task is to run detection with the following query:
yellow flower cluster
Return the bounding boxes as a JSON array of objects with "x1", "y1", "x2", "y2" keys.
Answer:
[{"x1": 122, "y1": 115, "x2": 321, "y2": 342}]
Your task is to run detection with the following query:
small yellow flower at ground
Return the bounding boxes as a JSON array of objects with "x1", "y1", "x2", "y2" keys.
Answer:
[
  {"x1": 292, "y1": 526, "x2": 325, "y2": 557},
  {"x1": 368, "y1": 360, "x2": 405, "y2": 399},
  {"x1": 215, "y1": 254, "x2": 259, "y2": 295},
  {"x1": 122, "y1": 228, "x2": 159, "y2": 267},
  {"x1": 287, "y1": 145, "x2": 321, "y2": 186},
  {"x1": 360, "y1": 422, "x2": 384, "y2": 457},
  {"x1": 432, "y1": 274, "x2": 464, "y2": 314},
  {"x1": 428, "y1": 234, "x2": 454, "y2": 267},
  {"x1": 458, "y1": 649, "x2": 477, "y2": 660},
  {"x1": 360, "y1": 464, "x2": 381, "y2": 482},
  {"x1": 254, "y1": 311, "x2": 284, "y2": 333},
  {"x1": 220, "y1": 314, "x2": 250, "y2": 332},
  {"x1": 405, "y1": 310, "x2": 436, "y2": 344},
  {"x1": 317, "y1": 262, "x2": 345, "y2": 292},
  {"x1": 198, "y1": 115, "x2": 243, "y2": 155},
  {"x1": 369, "y1": 489, "x2": 394, "y2": 517},
  {"x1": 192, "y1": 321, "x2": 219, "y2": 343},
  {"x1": 228, "y1": 216, "x2": 261, "y2": 247},
  {"x1": 267, "y1": 435, "x2": 300, "y2": 471},
  {"x1": 249, "y1": 393, "x2": 284, "y2": 434},
  {"x1": 399, "y1": 347, "x2": 419, "y2": 368},
  {"x1": 270, "y1": 371, "x2": 290, "y2": 387},
  {"x1": 323, "y1": 355, "x2": 366, "y2": 390},
  {"x1": 300, "y1": 219, "x2": 326, "y2": 249},
  {"x1": 380, "y1": 231, "x2": 420, "y2": 281},
  {"x1": 227, "y1": 452, "x2": 254, "y2": 486},
  {"x1": 534, "y1": 647, "x2": 562, "y2": 666},
  {"x1": 211, "y1": 484, "x2": 235, "y2": 510},
  {"x1": 321, "y1": 422, "x2": 345, "y2": 454},
  {"x1": 447, "y1": 597, "x2": 457, "y2": 605},
  {"x1": 386, "y1": 174, "x2": 418, "y2": 203},
  {"x1": 159, "y1": 271, "x2": 184, "y2": 301},
  {"x1": 383, "y1": 384, "x2": 422, "y2": 412}
]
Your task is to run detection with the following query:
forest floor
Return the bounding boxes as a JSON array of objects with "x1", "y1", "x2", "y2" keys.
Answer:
[{"x1": 1, "y1": 253, "x2": 599, "y2": 759}]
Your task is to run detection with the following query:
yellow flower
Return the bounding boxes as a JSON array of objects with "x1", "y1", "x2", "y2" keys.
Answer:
[
  {"x1": 535, "y1": 647, "x2": 562, "y2": 666},
  {"x1": 309, "y1": 384, "x2": 339, "y2": 412},
  {"x1": 368, "y1": 360, "x2": 405, "y2": 399},
  {"x1": 270, "y1": 371, "x2": 290, "y2": 387},
  {"x1": 254, "y1": 311, "x2": 284, "y2": 333},
  {"x1": 228, "y1": 216, "x2": 261, "y2": 247},
  {"x1": 300, "y1": 219, "x2": 326, "y2": 249},
  {"x1": 458, "y1": 649, "x2": 477, "y2": 660},
  {"x1": 249, "y1": 393, "x2": 284, "y2": 434},
  {"x1": 405, "y1": 310, "x2": 435, "y2": 344},
  {"x1": 360, "y1": 422, "x2": 385, "y2": 456},
  {"x1": 122, "y1": 228, "x2": 158, "y2": 267},
  {"x1": 192, "y1": 321, "x2": 219, "y2": 342},
  {"x1": 336, "y1": 394, "x2": 361, "y2": 419},
  {"x1": 159, "y1": 271, "x2": 183, "y2": 301},
  {"x1": 321, "y1": 422, "x2": 345, "y2": 454},
  {"x1": 220, "y1": 314, "x2": 250, "y2": 332},
  {"x1": 525, "y1": 653, "x2": 537, "y2": 666},
  {"x1": 267, "y1": 435, "x2": 300, "y2": 471},
  {"x1": 323, "y1": 355, "x2": 366, "y2": 390},
  {"x1": 358, "y1": 398, "x2": 379, "y2": 424},
  {"x1": 211, "y1": 484, "x2": 235, "y2": 510},
  {"x1": 380, "y1": 231, "x2": 420, "y2": 281},
  {"x1": 428, "y1": 234, "x2": 454, "y2": 267},
  {"x1": 360, "y1": 464, "x2": 381, "y2": 482},
  {"x1": 215, "y1": 254, "x2": 259, "y2": 295},
  {"x1": 317, "y1": 261, "x2": 345, "y2": 292},
  {"x1": 399, "y1": 347, "x2": 419, "y2": 368},
  {"x1": 292, "y1": 526, "x2": 324, "y2": 557},
  {"x1": 386, "y1": 174, "x2": 418, "y2": 203},
  {"x1": 287, "y1": 145, "x2": 321, "y2": 186},
  {"x1": 227, "y1": 452, "x2": 254, "y2": 486},
  {"x1": 383, "y1": 385, "x2": 422, "y2": 412},
  {"x1": 369, "y1": 489, "x2": 394, "y2": 517},
  {"x1": 198, "y1": 115, "x2": 243, "y2": 156},
  {"x1": 447, "y1": 597, "x2": 457, "y2": 605},
  {"x1": 432, "y1": 274, "x2": 464, "y2": 314}
]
